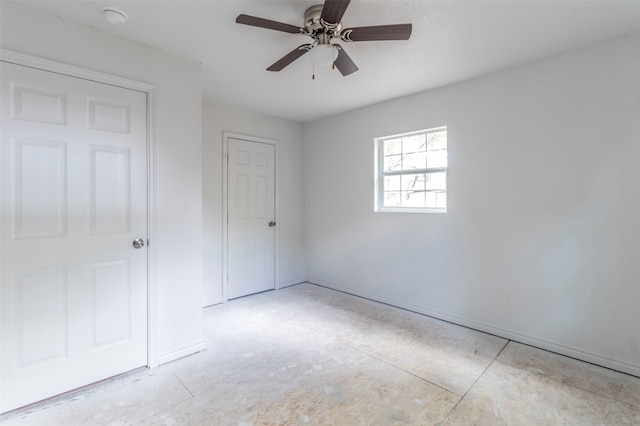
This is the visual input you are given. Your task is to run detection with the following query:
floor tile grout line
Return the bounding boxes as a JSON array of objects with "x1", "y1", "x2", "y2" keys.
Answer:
[
  {"x1": 490, "y1": 341, "x2": 640, "y2": 413},
  {"x1": 505, "y1": 340, "x2": 640, "y2": 381},
  {"x1": 491, "y1": 356, "x2": 640, "y2": 414},
  {"x1": 168, "y1": 367, "x2": 196, "y2": 398},
  {"x1": 332, "y1": 295, "x2": 640, "y2": 420},
  {"x1": 436, "y1": 339, "x2": 511, "y2": 425},
  {"x1": 340, "y1": 340, "x2": 463, "y2": 397},
  {"x1": 126, "y1": 368, "x2": 201, "y2": 426}
]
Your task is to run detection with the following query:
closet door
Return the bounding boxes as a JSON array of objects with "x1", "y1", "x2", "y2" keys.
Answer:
[{"x1": 0, "y1": 61, "x2": 148, "y2": 413}]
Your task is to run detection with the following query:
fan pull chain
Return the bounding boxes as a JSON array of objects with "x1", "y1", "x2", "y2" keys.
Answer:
[{"x1": 312, "y1": 61, "x2": 315, "y2": 80}]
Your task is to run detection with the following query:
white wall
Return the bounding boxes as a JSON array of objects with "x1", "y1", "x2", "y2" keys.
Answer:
[
  {"x1": 304, "y1": 33, "x2": 640, "y2": 376},
  {"x1": 1, "y1": 2, "x2": 204, "y2": 364},
  {"x1": 202, "y1": 103, "x2": 305, "y2": 305}
]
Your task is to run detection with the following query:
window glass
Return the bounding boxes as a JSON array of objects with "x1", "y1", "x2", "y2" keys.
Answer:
[{"x1": 376, "y1": 127, "x2": 447, "y2": 212}]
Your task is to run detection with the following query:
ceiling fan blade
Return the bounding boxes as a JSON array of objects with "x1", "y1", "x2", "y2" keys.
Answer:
[
  {"x1": 320, "y1": 0, "x2": 351, "y2": 26},
  {"x1": 236, "y1": 14, "x2": 304, "y2": 34},
  {"x1": 341, "y1": 24, "x2": 412, "y2": 42},
  {"x1": 267, "y1": 44, "x2": 313, "y2": 71},
  {"x1": 333, "y1": 44, "x2": 358, "y2": 76}
]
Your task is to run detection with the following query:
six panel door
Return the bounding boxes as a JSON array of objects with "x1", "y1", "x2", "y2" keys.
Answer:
[
  {"x1": 227, "y1": 138, "x2": 276, "y2": 299},
  {"x1": 0, "y1": 62, "x2": 148, "y2": 412}
]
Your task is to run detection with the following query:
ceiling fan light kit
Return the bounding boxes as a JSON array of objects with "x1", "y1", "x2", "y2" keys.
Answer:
[
  {"x1": 309, "y1": 44, "x2": 337, "y2": 67},
  {"x1": 236, "y1": 0, "x2": 412, "y2": 78}
]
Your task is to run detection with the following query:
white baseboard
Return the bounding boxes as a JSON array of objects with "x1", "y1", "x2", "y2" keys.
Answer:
[
  {"x1": 306, "y1": 279, "x2": 640, "y2": 378},
  {"x1": 277, "y1": 279, "x2": 306, "y2": 289},
  {"x1": 203, "y1": 298, "x2": 223, "y2": 308},
  {"x1": 157, "y1": 341, "x2": 206, "y2": 366}
]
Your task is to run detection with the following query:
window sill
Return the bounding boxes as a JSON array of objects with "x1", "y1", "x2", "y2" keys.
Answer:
[{"x1": 375, "y1": 207, "x2": 447, "y2": 214}]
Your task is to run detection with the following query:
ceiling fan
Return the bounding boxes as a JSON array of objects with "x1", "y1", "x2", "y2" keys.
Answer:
[{"x1": 236, "y1": 0, "x2": 412, "y2": 77}]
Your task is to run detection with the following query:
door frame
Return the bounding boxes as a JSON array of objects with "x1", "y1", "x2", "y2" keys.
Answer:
[
  {"x1": 222, "y1": 132, "x2": 279, "y2": 302},
  {"x1": 0, "y1": 49, "x2": 160, "y2": 369}
]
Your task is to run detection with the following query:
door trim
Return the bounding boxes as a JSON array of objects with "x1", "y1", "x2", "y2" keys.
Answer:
[
  {"x1": 222, "y1": 132, "x2": 280, "y2": 303},
  {"x1": 0, "y1": 49, "x2": 160, "y2": 369}
]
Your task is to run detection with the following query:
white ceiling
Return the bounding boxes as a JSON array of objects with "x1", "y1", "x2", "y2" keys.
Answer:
[{"x1": 12, "y1": 0, "x2": 640, "y2": 122}]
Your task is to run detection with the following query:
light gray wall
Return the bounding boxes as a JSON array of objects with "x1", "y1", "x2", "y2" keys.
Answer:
[
  {"x1": 303, "y1": 33, "x2": 640, "y2": 376},
  {"x1": 202, "y1": 103, "x2": 305, "y2": 305},
  {"x1": 1, "y1": 2, "x2": 204, "y2": 364}
]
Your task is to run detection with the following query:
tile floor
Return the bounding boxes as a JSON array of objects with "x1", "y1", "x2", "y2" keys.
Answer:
[{"x1": 1, "y1": 283, "x2": 639, "y2": 425}]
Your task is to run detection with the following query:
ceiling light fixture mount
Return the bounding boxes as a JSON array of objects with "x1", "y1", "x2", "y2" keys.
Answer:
[{"x1": 102, "y1": 7, "x2": 128, "y2": 25}]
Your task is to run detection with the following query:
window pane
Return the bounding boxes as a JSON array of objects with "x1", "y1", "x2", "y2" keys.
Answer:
[
  {"x1": 427, "y1": 149, "x2": 447, "y2": 168},
  {"x1": 403, "y1": 151, "x2": 427, "y2": 169},
  {"x1": 402, "y1": 174, "x2": 427, "y2": 208},
  {"x1": 402, "y1": 134, "x2": 426, "y2": 154},
  {"x1": 427, "y1": 130, "x2": 447, "y2": 151},
  {"x1": 384, "y1": 191, "x2": 402, "y2": 207},
  {"x1": 384, "y1": 154, "x2": 402, "y2": 172},
  {"x1": 384, "y1": 175, "x2": 401, "y2": 191},
  {"x1": 403, "y1": 189, "x2": 426, "y2": 207},
  {"x1": 425, "y1": 172, "x2": 446, "y2": 191},
  {"x1": 426, "y1": 191, "x2": 446, "y2": 209},
  {"x1": 402, "y1": 173, "x2": 425, "y2": 193},
  {"x1": 384, "y1": 138, "x2": 402, "y2": 155}
]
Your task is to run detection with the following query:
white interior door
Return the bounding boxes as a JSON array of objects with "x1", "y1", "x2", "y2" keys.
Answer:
[
  {"x1": 0, "y1": 62, "x2": 148, "y2": 413},
  {"x1": 227, "y1": 138, "x2": 276, "y2": 299}
]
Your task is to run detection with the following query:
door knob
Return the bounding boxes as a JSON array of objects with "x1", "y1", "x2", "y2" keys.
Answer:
[
  {"x1": 268, "y1": 221, "x2": 276, "y2": 227},
  {"x1": 132, "y1": 238, "x2": 145, "y2": 249}
]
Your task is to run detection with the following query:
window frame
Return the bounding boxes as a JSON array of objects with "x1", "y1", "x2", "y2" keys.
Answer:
[{"x1": 374, "y1": 126, "x2": 448, "y2": 213}]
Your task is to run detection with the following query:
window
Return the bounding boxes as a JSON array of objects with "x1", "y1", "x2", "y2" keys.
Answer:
[{"x1": 375, "y1": 127, "x2": 447, "y2": 212}]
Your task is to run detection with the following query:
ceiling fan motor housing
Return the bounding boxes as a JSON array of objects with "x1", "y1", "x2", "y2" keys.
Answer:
[{"x1": 305, "y1": 4, "x2": 341, "y2": 42}]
